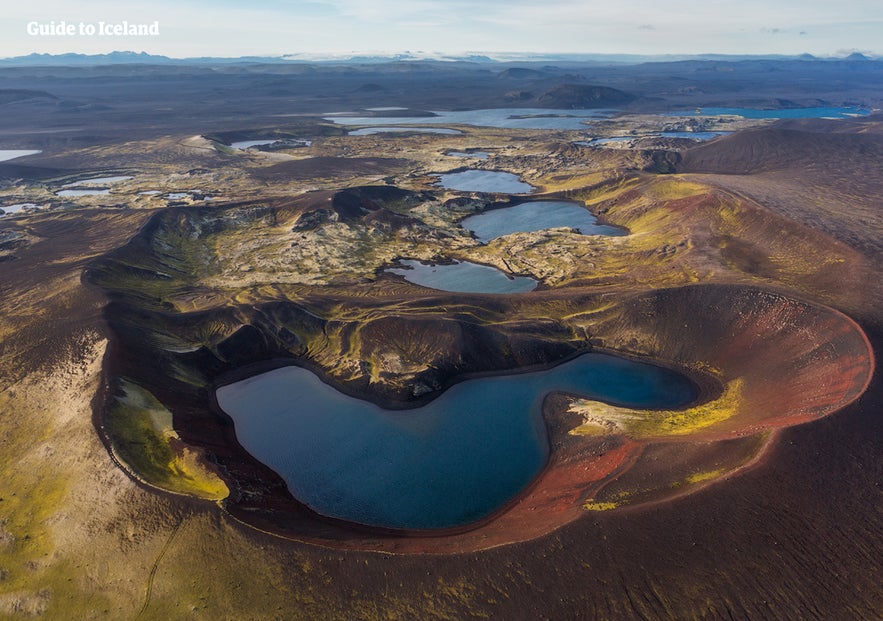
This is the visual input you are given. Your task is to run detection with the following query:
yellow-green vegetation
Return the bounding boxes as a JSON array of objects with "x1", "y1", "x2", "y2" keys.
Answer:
[
  {"x1": 205, "y1": 211, "x2": 472, "y2": 288},
  {"x1": 644, "y1": 176, "x2": 707, "y2": 201},
  {"x1": 684, "y1": 468, "x2": 728, "y2": 485},
  {"x1": 582, "y1": 501, "x2": 619, "y2": 512},
  {"x1": 0, "y1": 406, "x2": 70, "y2": 613},
  {"x1": 576, "y1": 175, "x2": 643, "y2": 206},
  {"x1": 568, "y1": 378, "x2": 744, "y2": 438},
  {"x1": 95, "y1": 170, "x2": 847, "y2": 308},
  {"x1": 539, "y1": 171, "x2": 608, "y2": 193},
  {"x1": 105, "y1": 379, "x2": 228, "y2": 499},
  {"x1": 0, "y1": 338, "x2": 116, "y2": 617}
]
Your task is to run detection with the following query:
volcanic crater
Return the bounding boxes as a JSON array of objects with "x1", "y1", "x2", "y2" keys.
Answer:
[{"x1": 86, "y1": 181, "x2": 874, "y2": 553}]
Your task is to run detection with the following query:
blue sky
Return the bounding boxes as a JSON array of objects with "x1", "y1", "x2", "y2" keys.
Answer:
[{"x1": 2, "y1": 0, "x2": 881, "y2": 58}]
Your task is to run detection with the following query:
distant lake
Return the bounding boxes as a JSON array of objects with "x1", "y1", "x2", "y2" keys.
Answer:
[
  {"x1": 386, "y1": 259, "x2": 537, "y2": 293},
  {"x1": 230, "y1": 140, "x2": 277, "y2": 149},
  {"x1": 660, "y1": 131, "x2": 730, "y2": 140},
  {"x1": 0, "y1": 150, "x2": 42, "y2": 162},
  {"x1": 579, "y1": 131, "x2": 729, "y2": 146},
  {"x1": 63, "y1": 175, "x2": 132, "y2": 186},
  {"x1": 0, "y1": 203, "x2": 40, "y2": 216},
  {"x1": 577, "y1": 137, "x2": 631, "y2": 146},
  {"x1": 348, "y1": 127, "x2": 462, "y2": 136},
  {"x1": 462, "y1": 200, "x2": 625, "y2": 242},
  {"x1": 56, "y1": 188, "x2": 111, "y2": 197},
  {"x1": 437, "y1": 170, "x2": 535, "y2": 193},
  {"x1": 447, "y1": 151, "x2": 490, "y2": 159},
  {"x1": 675, "y1": 106, "x2": 870, "y2": 119},
  {"x1": 230, "y1": 139, "x2": 312, "y2": 149},
  {"x1": 327, "y1": 108, "x2": 615, "y2": 130},
  {"x1": 216, "y1": 352, "x2": 697, "y2": 529}
]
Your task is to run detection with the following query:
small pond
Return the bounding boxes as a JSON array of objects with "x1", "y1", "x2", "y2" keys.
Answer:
[
  {"x1": 0, "y1": 150, "x2": 42, "y2": 162},
  {"x1": 447, "y1": 151, "x2": 490, "y2": 159},
  {"x1": 56, "y1": 188, "x2": 111, "y2": 197},
  {"x1": 461, "y1": 200, "x2": 625, "y2": 242},
  {"x1": 0, "y1": 203, "x2": 41, "y2": 216},
  {"x1": 436, "y1": 170, "x2": 535, "y2": 193},
  {"x1": 386, "y1": 259, "x2": 537, "y2": 293}
]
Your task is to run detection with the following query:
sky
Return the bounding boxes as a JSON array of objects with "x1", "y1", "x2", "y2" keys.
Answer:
[{"x1": 1, "y1": 0, "x2": 881, "y2": 59}]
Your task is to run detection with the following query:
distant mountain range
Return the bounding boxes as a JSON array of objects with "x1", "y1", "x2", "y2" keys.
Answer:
[{"x1": 0, "y1": 50, "x2": 879, "y2": 66}]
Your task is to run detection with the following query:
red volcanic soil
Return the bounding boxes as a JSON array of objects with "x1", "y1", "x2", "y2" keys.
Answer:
[{"x1": 595, "y1": 285, "x2": 874, "y2": 437}]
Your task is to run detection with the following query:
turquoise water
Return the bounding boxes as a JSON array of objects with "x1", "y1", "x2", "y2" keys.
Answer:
[
  {"x1": 216, "y1": 353, "x2": 696, "y2": 529},
  {"x1": 462, "y1": 200, "x2": 625, "y2": 242},
  {"x1": 676, "y1": 106, "x2": 870, "y2": 119},
  {"x1": 437, "y1": 170, "x2": 535, "y2": 193},
  {"x1": 386, "y1": 259, "x2": 537, "y2": 293}
]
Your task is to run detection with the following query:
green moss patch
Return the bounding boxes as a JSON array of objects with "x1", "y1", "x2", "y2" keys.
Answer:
[{"x1": 105, "y1": 380, "x2": 228, "y2": 500}]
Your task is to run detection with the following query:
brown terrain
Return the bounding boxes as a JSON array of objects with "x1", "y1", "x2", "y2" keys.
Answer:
[{"x1": 0, "y1": 60, "x2": 881, "y2": 619}]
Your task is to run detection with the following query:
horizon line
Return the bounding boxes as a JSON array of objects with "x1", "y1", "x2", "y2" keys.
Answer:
[{"x1": 1, "y1": 49, "x2": 880, "y2": 63}]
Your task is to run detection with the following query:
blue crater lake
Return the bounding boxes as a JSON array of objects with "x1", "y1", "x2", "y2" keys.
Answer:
[
  {"x1": 216, "y1": 353, "x2": 697, "y2": 529},
  {"x1": 462, "y1": 200, "x2": 625, "y2": 242},
  {"x1": 437, "y1": 170, "x2": 535, "y2": 193},
  {"x1": 387, "y1": 259, "x2": 537, "y2": 293}
]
